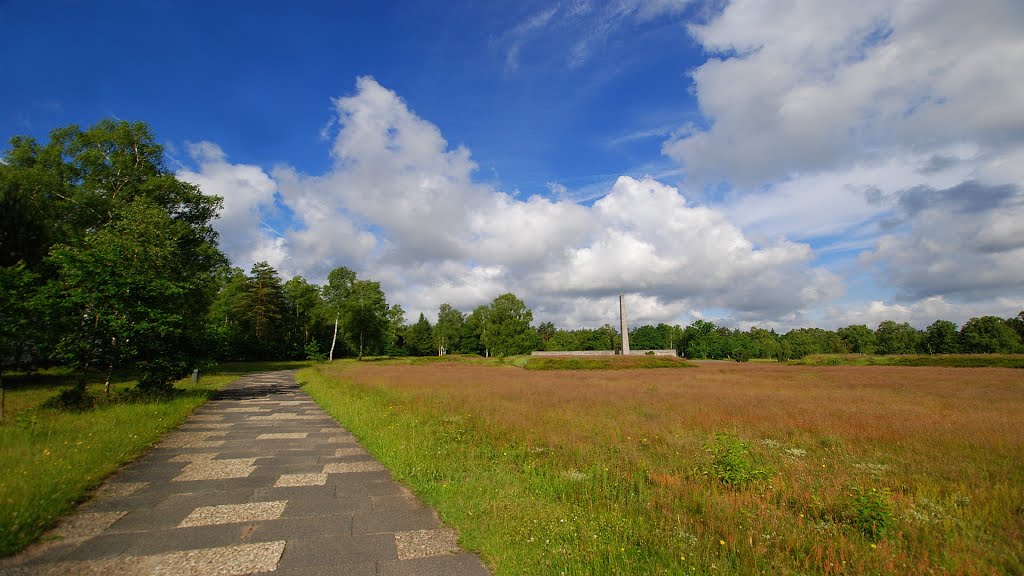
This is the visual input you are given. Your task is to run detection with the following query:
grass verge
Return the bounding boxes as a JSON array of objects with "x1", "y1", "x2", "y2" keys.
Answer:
[
  {"x1": 299, "y1": 361, "x2": 1024, "y2": 575},
  {"x1": 790, "y1": 353, "x2": 1024, "y2": 368},
  {"x1": 0, "y1": 369, "x2": 247, "y2": 557}
]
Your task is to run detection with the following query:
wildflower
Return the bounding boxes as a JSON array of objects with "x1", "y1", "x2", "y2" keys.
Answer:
[
  {"x1": 870, "y1": 543, "x2": 877, "y2": 549},
  {"x1": 720, "y1": 539, "x2": 725, "y2": 546}
]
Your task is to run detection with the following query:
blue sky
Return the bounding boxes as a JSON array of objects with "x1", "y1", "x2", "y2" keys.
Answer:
[{"x1": 2, "y1": 0, "x2": 1022, "y2": 330}]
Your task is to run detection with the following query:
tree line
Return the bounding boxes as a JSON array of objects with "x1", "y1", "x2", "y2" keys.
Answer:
[
  {"x1": 627, "y1": 316, "x2": 1024, "y2": 361},
  {"x1": 204, "y1": 263, "x2": 540, "y2": 361},
  {"x1": 532, "y1": 315, "x2": 1024, "y2": 361},
  {"x1": 2, "y1": 120, "x2": 1022, "y2": 402},
  {"x1": 0, "y1": 120, "x2": 546, "y2": 399}
]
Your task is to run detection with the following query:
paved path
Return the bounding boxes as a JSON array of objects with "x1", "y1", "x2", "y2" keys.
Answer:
[{"x1": 0, "y1": 370, "x2": 490, "y2": 576}]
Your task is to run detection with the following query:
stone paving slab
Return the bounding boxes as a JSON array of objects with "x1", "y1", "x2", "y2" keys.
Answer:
[{"x1": 0, "y1": 370, "x2": 490, "y2": 576}]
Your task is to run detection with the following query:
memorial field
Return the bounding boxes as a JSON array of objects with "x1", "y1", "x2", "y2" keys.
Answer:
[{"x1": 301, "y1": 360, "x2": 1024, "y2": 575}]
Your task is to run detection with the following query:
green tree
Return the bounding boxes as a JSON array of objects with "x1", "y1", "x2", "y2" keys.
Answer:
[
  {"x1": 780, "y1": 328, "x2": 845, "y2": 359},
  {"x1": 384, "y1": 304, "x2": 407, "y2": 356},
  {"x1": 434, "y1": 304, "x2": 464, "y2": 356},
  {"x1": 682, "y1": 320, "x2": 723, "y2": 359},
  {"x1": 0, "y1": 263, "x2": 45, "y2": 419},
  {"x1": 282, "y1": 276, "x2": 322, "y2": 357},
  {"x1": 235, "y1": 262, "x2": 288, "y2": 359},
  {"x1": 960, "y1": 316, "x2": 1023, "y2": 353},
  {"x1": 206, "y1": 267, "x2": 249, "y2": 359},
  {"x1": 727, "y1": 330, "x2": 754, "y2": 361},
  {"x1": 924, "y1": 320, "x2": 960, "y2": 354},
  {"x1": 49, "y1": 199, "x2": 223, "y2": 393},
  {"x1": 482, "y1": 293, "x2": 539, "y2": 357},
  {"x1": 459, "y1": 305, "x2": 489, "y2": 355},
  {"x1": 875, "y1": 321, "x2": 921, "y2": 355},
  {"x1": 1006, "y1": 311, "x2": 1024, "y2": 343},
  {"x1": 537, "y1": 321, "x2": 557, "y2": 344},
  {"x1": 837, "y1": 324, "x2": 876, "y2": 354},
  {"x1": 544, "y1": 329, "x2": 581, "y2": 351},
  {"x1": 748, "y1": 327, "x2": 782, "y2": 360},
  {"x1": 657, "y1": 323, "x2": 684, "y2": 352},
  {"x1": 630, "y1": 325, "x2": 664, "y2": 350},
  {"x1": 322, "y1": 266, "x2": 356, "y2": 361},
  {"x1": 340, "y1": 279, "x2": 388, "y2": 359},
  {"x1": 405, "y1": 313, "x2": 435, "y2": 357},
  {"x1": 1, "y1": 120, "x2": 220, "y2": 274},
  {"x1": 3, "y1": 120, "x2": 224, "y2": 391}
]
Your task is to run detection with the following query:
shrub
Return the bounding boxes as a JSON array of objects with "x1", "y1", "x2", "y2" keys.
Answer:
[
  {"x1": 304, "y1": 341, "x2": 328, "y2": 362},
  {"x1": 846, "y1": 486, "x2": 894, "y2": 540},
  {"x1": 42, "y1": 384, "x2": 96, "y2": 411},
  {"x1": 700, "y1": 433, "x2": 769, "y2": 488}
]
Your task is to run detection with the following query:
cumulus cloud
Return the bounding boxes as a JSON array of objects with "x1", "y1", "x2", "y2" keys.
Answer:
[
  {"x1": 184, "y1": 77, "x2": 839, "y2": 327},
  {"x1": 177, "y1": 142, "x2": 285, "y2": 272},
  {"x1": 861, "y1": 180, "x2": 1024, "y2": 301},
  {"x1": 824, "y1": 296, "x2": 1024, "y2": 331},
  {"x1": 667, "y1": 0, "x2": 1024, "y2": 186},
  {"x1": 663, "y1": 0, "x2": 1024, "y2": 323}
]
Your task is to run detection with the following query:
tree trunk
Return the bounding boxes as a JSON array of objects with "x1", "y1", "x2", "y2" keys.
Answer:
[
  {"x1": 1, "y1": 373, "x2": 5, "y2": 423},
  {"x1": 329, "y1": 314, "x2": 339, "y2": 362},
  {"x1": 104, "y1": 364, "x2": 113, "y2": 396},
  {"x1": 358, "y1": 331, "x2": 364, "y2": 360}
]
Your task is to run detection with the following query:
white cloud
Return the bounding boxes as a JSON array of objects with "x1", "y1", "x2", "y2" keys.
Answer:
[
  {"x1": 824, "y1": 296, "x2": 1023, "y2": 331},
  {"x1": 660, "y1": 0, "x2": 1024, "y2": 324},
  {"x1": 188, "y1": 77, "x2": 839, "y2": 328},
  {"x1": 177, "y1": 142, "x2": 283, "y2": 272},
  {"x1": 667, "y1": 0, "x2": 1024, "y2": 186},
  {"x1": 859, "y1": 180, "x2": 1024, "y2": 301},
  {"x1": 184, "y1": 64, "x2": 1021, "y2": 331}
]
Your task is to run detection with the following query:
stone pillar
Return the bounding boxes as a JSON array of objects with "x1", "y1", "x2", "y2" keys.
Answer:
[{"x1": 620, "y1": 293, "x2": 630, "y2": 355}]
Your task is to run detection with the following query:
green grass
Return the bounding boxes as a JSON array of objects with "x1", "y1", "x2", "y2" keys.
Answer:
[
  {"x1": 298, "y1": 361, "x2": 1024, "y2": 576},
  {"x1": 0, "y1": 366, "x2": 264, "y2": 557},
  {"x1": 298, "y1": 365, "x2": 652, "y2": 575},
  {"x1": 523, "y1": 355, "x2": 695, "y2": 370},
  {"x1": 209, "y1": 360, "x2": 316, "y2": 373},
  {"x1": 790, "y1": 353, "x2": 1024, "y2": 368}
]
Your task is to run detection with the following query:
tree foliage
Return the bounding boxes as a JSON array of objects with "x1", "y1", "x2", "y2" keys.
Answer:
[
  {"x1": 405, "y1": 313, "x2": 435, "y2": 357},
  {"x1": 434, "y1": 304, "x2": 464, "y2": 355},
  {"x1": 924, "y1": 320, "x2": 959, "y2": 354},
  {"x1": 482, "y1": 293, "x2": 539, "y2": 357},
  {"x1": 837, "y1": 325, "x2": 877, "y2": 354},
  {"x1": 959, "y1": 316, "x2": 1022, "y2": 354},
  {"x1": 1, "y1": 120, "x2": 225, "y2": 393},
  {"x1": 875, "y1": 321, "x2": 921, "y2": 355},
  {"x1": 341, "y1": 279, "x2": 388, "y2": 359}
]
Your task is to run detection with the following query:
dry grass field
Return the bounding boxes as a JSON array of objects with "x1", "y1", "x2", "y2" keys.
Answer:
[{"x1": 300, "y1": 360, "x2": 1024, "y2": 575}]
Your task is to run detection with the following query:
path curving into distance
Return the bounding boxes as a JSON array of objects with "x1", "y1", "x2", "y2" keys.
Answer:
[{"x1": 0, "y1": 370, "x2": 490, "y2": 576}]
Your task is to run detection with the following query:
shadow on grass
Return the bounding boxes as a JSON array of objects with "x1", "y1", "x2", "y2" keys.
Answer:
[
  {"x1": 209, "y1": 360, "x2": 315, "y2": 373},
  {"x1": 1, "y1": 369, "x2": 134, "y2": 392}
]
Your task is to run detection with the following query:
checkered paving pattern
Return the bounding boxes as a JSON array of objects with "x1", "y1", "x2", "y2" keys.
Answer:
[{"x1": 0, "y1": 370, "x2": 489, "y2": 576}]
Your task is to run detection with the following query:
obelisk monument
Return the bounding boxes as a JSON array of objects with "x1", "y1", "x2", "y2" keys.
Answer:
[{"x1": 619, "y1": 293, "x2": 630, "y2": 355}]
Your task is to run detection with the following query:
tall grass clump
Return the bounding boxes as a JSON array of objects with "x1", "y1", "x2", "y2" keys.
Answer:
[{"x1": 699, "y1": 433, "x2": 769, "y2": 488}]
